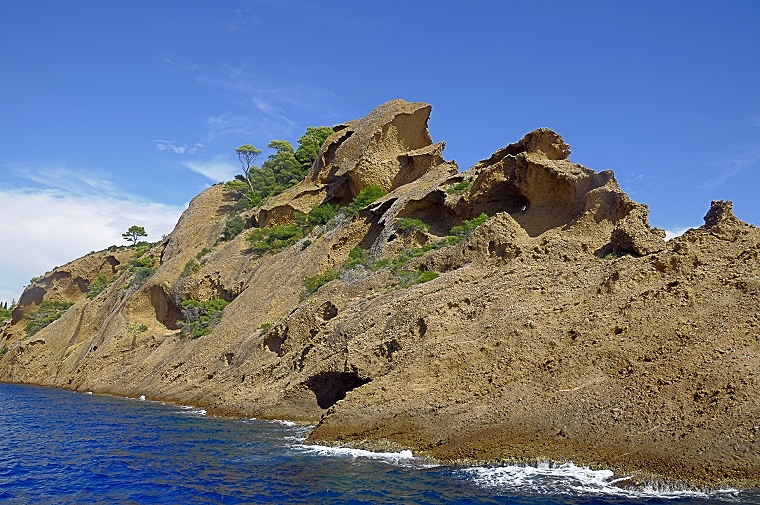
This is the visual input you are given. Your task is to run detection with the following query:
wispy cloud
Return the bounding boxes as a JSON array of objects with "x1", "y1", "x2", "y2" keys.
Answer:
[
  {"x1": 182, "y1": 156, "x2": 238, "y2": 182},
  {"x1": 155, "y1": 140, "x2": 204, "y2": 155},
  {"x1": 699, "y1": 147, "x2": 760, "y2": 189},
  {"x1": 164, "y1": 58, "x2": 341, "y2": 142},
  {"x1": 0, "y1": 189, "x2": 183, "y2": 304},
  {"x1": 223, "y1": 9, "x2": 261, "y2": 32},
  {"x1": 7, "y1": 163, "x2": 125, "y2": 200},
  {"x1": 204, "y1": 114, "x2": 254, "y2": 142}
]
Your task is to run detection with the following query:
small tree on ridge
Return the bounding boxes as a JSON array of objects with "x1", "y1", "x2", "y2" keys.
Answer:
[{"x1": 123, "y1": 225, "x2": 148, "y2": 245}]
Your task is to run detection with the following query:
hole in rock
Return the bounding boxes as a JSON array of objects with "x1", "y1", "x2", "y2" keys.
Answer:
[
  {"x1": 305, "y1": 372, "x2": 371, "y2": 409},
  {"x1": 318, "y1": 301, "x2": 338, "y2": 321},
  {"x1": 264, "y1": 326, "x2": 288, "y2": 356},
  {"x1": 150, "y1": 285, "x2": 183, "y2": 330}
]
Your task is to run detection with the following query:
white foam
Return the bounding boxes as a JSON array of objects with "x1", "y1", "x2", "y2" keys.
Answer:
[
  {"x1": 177, "y1": 405, "x2": 206, "y2": 416},
  {"x1": 85, "y1": 391, "x2": 92, "y2": 395},
  {"x1": 462, "y1": 462, "x2": 739, "y2": 499},
  {"x1": 297, "y1": 443, "x2": 416, "y2": 464},
  {"x1": 138, "y1": 395, "x2": 146, "y2": 401}
]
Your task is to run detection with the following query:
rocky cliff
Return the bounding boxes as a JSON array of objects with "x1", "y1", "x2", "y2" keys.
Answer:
[{"x1": 1, "y1": 99, "x2": 758, "y2": 489}]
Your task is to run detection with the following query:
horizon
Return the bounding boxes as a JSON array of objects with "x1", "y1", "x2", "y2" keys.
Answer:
[{"x1": 1, "y1": 1, "x2": 759, "y2": 303}]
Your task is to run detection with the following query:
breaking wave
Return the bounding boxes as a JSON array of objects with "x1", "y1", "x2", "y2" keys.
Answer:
[{"x1": 461, "y1": 461, "x2": 742, "y2": 500}]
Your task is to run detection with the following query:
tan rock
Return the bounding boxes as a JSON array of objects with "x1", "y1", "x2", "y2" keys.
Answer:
[{"x1": 1, "y1": 102, "x2": 758, "y2": 489}]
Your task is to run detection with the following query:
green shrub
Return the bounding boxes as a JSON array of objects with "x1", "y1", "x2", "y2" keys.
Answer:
[
  {"x1": 86, "y1": 274, "x2": 111, "y2": 299},
  {"x1": 446, "y1": 180, "x2": 472, "y2": 195},
  {"x1": 397, "y1": 270, "x2": 439, "y2": 287},
  {"x1": 24, "y1": 300, "x2": 75, "y2": 337},
  {"x1": 260, "y1": 322, "x2": 273, "y2": 332},
  {"x1": 308, "y1": 203, "x2": 339, "y2": 226},
  {"x1": 448, "y1": 213, "x2": 489, "y2": 244},
  {"x1": 396, "y1": 217, "x2": 430, "y2": 233},
  {"x1": 196, "y1": 247, "x2": 212, "y2": 260},
  {"x1": 131, "y1": 255, "x2": 153, "y2": 269},
  {"x1": 125, "y1": 321, "x2": 148, "y2": 335},
  {"x1": 179, "y1": 298, "x2": 230, "y2": 339},
  {"x1": 181, "y1": 259, "x2": 200, "y2": 277},
  {"x1": 0, "y1": 346, "x2": 7, "y2": 357},
  {"x1": 222, "y1": 215, "x2": 246, "y2": 241},
  {"x1": 347, "y1": 185, "x2": 387, "y2": 217},
  {"x1": 247, "y1": 224, "x2": 305, "y2": 254},
  {"x1": 224, "y1": 179, "x2": 248, "y2": 191},
  {"x1": 0, "y1": 306, "x2": 12, "y2": 322},
  {"x1": 368, "y1": 258, "x2": 391, "y2": 271},
  {"x1": 133, "y1": 267, "x2": 155, "y2": 288},
  {"x1": 132, "y1": 243, "x2": 150, "y2": 257},
  {"x1": 344, "y1": 246, "x2": 368, "y2": 269},
  {"x1": 304, "y1": 269, "x2": 339, "y2": 294}
]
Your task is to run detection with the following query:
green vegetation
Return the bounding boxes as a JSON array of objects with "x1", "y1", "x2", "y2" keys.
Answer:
[
  {"x1": 130, "y1": 254, "x2": 153, "y2": 269},
  {"x1": 181, "y1": 259, "x2": 200, "y2": 277},
  {"x1": 260, "y1": 322, "x2": 274, "y2": 332},
  {"x1": 222, "y1": 215, "x2": 246, "y2": 241},
  {"x1": 247, "y1": 223, "x2": 306, "y2": 254},
  {"x1": 344, "y1": 245, "x2": 368, "y2": 269},
  {"x1": 447, "y1": 180, "x2": 472, "y2": 195},
  {"x1": 447, "y1": 213, "x2": 489, "y2": 244},
  {"x1": 196, "y1": 247, "x2": 212, "y2": 263},
  {"x1": 262, "y1": 139, "x2": 302, "y2": 187},
  {"x1": 124, "y1": 244, "x2": 156, "y2": 289},
  {"x1": 0, "y1": 301, "x2": 12, "y2": 321},
  {"x1": 396, "y1": 269, "x2": 439, "y2": 287},
  {"x1": 232, "y1": 127, "x2": 333, "y2": 210},
  {"x1": 122, "y1": 225, "x2": 148, "y2": 245},
  {"x1": 234, "y1": 144, "x2": 263, "y2": 207},
  {"x1": 125, "y1": 321, "x2": 148, "y2": 335},
  {"x1": 132, "y1": 268, "x2": 154, "y2": 289},
  {"x1": 307, "y1": 203, "x2": 340, "y2": 227},
  {"x1": 347, "y1": 185, "x2": 387, "y2": 217},
  {"x1": 24, "y1": 300, "x2": 75, "y2": 337},
  {"x1": 396, "y1": 217, "x2": 430, "y2": 233},
  {"x1": 0, "y1": 346, "x2": 7, "y2": 358},
  {"x1": 86, "y1": 274, "x2": 111, "y2": 299},
  {"x1": 304, "y1": 269, "x2": 340, "y2": 294},
  {"x1": 295, "y1": 126, "x2": 334, "y2": 170},
  {"x1": 179, "y1": 298, "x2": 230, "y2": 339}
]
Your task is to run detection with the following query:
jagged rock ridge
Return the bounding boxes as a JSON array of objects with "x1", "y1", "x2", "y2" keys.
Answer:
[{"x1": 1, "y1": 100, "x2": 758, "y2": 489}]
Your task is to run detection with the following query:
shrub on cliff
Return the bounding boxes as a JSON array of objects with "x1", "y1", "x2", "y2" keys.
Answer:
[
  {"x1": 0, "y1": 306, "x2": 11, "y2": 322},
  {"x1": 446, "y1": 180, "x2": 472, "y2": 195},
  {"x1": 294, "y1": 126, "x2": 334, "y2": 170},
  {"x1": 24, "y1": 300, "x2": 75, "y2": 336},
  {"x1": 308, "y1": 203, "x2": 340, "y2": 227},
  {"x1": 396, "y1": 217, "x2": 430, "y2": 233},
  {"x1": 346, "y1": 185, "x2": 387, "y2": 217},
  {"x1": 179, "y1": 298, "x2": 230, "y2": 339},
  {"x1": 304, "y1": 269, "x2": 340, "y2": 295},
  {"x1": 222, "y1": 215, "x2": 246, "y2": 241},
  {"x1": 447, "y1": 213, "x2": 489, "y2": 244},
  {"x1": 86, "y1": 274, "x2": 111, "y2": 299},
  {"x1": 246, "y1": 221, "x2": 306, "y2": 254}
]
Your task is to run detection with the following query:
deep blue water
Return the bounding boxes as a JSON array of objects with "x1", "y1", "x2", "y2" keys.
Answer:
[{"x1": 0, "y1": 383, "x2": 756, "y2": 504}]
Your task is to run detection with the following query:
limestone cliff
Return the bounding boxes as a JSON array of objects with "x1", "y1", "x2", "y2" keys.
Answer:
[{"x1": 1, "y1": 100, "x2": 758, "y2": 489}]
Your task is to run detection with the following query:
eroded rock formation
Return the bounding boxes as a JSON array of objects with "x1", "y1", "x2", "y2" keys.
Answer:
[{"x1": 1, "y1": 100, "x2": 758, "y2": 489}]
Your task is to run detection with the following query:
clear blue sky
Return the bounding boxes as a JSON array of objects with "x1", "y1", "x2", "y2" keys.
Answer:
[{"x1": 1, "y1": 1, "x2": 759, "y2": 303}]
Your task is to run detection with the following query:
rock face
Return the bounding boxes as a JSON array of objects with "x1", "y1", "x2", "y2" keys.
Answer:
[{"x1": 1, "y1": 99, "x2": 759, "y2": 489}]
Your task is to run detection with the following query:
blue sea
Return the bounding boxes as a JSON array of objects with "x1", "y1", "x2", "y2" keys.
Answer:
[{"x1": 0, "y1": 383, "x2": 756, "y2": 504}]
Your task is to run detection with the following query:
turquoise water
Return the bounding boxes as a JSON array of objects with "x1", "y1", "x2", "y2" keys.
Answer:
[{"x1": 0, "y1": 383, "x2": 755, "y2": 504}]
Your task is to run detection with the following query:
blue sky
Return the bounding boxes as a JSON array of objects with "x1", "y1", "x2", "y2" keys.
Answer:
[{"x1": 1, "y1": 1, "x2": 759, "y2": 303}]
